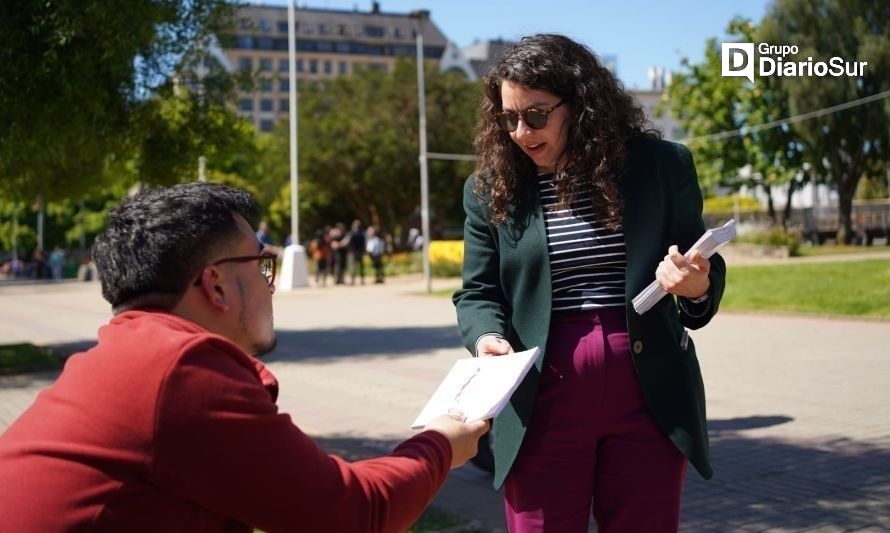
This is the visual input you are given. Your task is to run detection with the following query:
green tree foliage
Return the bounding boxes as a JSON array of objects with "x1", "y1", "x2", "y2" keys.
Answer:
[
  {"x1": 0, "y1": 0, "x2": 233, "y2": 202},
  {"x1": 663, "y1": 33, "x2": 748, "y2": 193},
  {"x1": 262, "y1": 60, "x2": 477, "y2": 244},
  {"x1": 663, "y1": 16, "x2": 810, "y2": 228},
  {"x1": 758, "y1": 0, "x2": 890, "y2": 243}
]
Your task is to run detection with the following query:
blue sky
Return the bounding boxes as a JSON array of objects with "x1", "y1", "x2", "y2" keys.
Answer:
[{"x1": 260, "y1": 0, "x2": 771, "y2": 88}]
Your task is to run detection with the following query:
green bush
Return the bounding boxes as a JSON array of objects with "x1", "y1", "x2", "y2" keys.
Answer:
[
  {"x1": 703, "y1": 195, "x2": 763, "y2": 214},
  {"x1": 736, "y1": 227, "x2": 802, "y2": 256}
]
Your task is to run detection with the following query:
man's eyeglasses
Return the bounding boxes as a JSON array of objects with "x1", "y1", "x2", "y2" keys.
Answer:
[
  {"x1": 195, "y1": 253, "x2": 278, "y2": 288},
  {"x1": 496, "y1": 100, "x2": 564, "y2": 132}
]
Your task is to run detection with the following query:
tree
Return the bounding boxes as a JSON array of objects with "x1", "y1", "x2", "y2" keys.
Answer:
[
  {"x1": 262, "y1": 60, "x2": 477, "y2": 245},
  {"x1": 0, "y1": 0, "x2": 233, "y2": 202},
  {"x1": 758, "y1": 0, "x2": 890, "y2": 243},
  {"x1": 662, "y1": 33, "x2": 748, "y2": 194}
]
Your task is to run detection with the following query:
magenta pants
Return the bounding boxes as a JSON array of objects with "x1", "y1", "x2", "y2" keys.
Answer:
[{"x1": 504, "y1": 308, "x2": 687, "y2": 532}]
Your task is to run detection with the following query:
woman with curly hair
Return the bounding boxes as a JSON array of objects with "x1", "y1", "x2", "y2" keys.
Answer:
[{"x1": 453, "y1": 34, "x2": 726, "y2": 531}]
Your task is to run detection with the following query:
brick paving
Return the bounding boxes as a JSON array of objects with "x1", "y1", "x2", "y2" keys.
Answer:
[{"x1": 1, "y1": 276, "x2": 889, "y2": 531}]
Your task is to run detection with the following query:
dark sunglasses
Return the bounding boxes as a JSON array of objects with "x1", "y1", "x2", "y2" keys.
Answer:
[
  {"x1": 194, "y1": 252, "x2": 278, "y2": 288},
  {"x1": 496, "y1": 100, "x2": 565, "y2": 132}
]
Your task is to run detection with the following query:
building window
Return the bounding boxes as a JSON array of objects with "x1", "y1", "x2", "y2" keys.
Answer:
[
  {"x1": 259, "y1": 78, "x2": 273, "y2": 92},
  {"x1": 368, "y1": 62, "x2": 388, "y2": 72},
  {"x1": 239, "y1": 99, "x2": 253, "y2": 111},
  {"x1": 280, "y1": 98, "x2": 289, "y2": 112},
  {"x1": 393, "y1": 27, "x2": 402, "y2": 39},
  {"x1": 338, "y1": 61, "x2": 347, "y2": 75},
  {"x1": 319, "y1": 24, "x2": 330, "y2": 35},
  {"x1": 364, "y1": 25, "x2": 385, "y2": 38},
  {"x1": 317, "y1": 41, "x2": 332, "y2": 52},
  {"x1": 260, "y1": 119, "x2": 274, "y2": 132},
  {"x1": 259, "y1": 58, "x2": 272, "y2": 71},
  {"x1": 337, "y1": 24, "x2": 349, "y2": 36},
  {"x1": 324, "y1": 60, "x2": 332, "y2": 74},
  {"x1": 256, "y1": 37, "x2": 274, "y2": 50},
  {"x1": 309, "y1": 59, "x2": 318, "y2": 73},
  {"x1": 277, "y1": 21, "x2": 288, "y2": 33},
  {"x1": 260, "y1": 99, "x2": 273, "y2": 112},
  {"x1": 234, "y1": 35, "x2": 253, "y2": 49},
  {"x1": 279, "y1": 58, "x2": 289, "y2": 72},
  {"x1": 296, "y1": 59, "x2": 303, "y2": 72},
  {"x1": 279, "y1": 79, "x2": 289, "y2": 91},
  {"x1": 258, "y1": 20, "x2": 270, "y2": 32},
  {"x1": 238, "y1": 57, "x2": 252, "y2": 72},
  {"x1": 335, "y1": 42, "x2": 350, "y2": 53}
]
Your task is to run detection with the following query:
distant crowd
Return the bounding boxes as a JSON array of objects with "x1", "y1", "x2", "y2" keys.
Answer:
[
  {"x1": 0, "y1": 246, "x2": 82, "y2": 281},
  {"x1": 255, "y1": 219, "x2": 422, "y2": 287}
]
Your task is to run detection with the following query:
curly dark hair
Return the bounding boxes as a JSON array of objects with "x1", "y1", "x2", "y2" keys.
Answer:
[
  {"x1": 92, "y1": 182, "x2": 259, "y2": 314},
  {"x1": 474, "y1": 34, "x2": 660, "y2": 228}
]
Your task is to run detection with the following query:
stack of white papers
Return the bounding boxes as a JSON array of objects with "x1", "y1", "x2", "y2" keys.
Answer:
[
  {"x1": 631, "y1": 219, "x2": 736, "y2": 315},
  {"x1": 411, "y1": 347, "x2": 540, "y2": 429}
]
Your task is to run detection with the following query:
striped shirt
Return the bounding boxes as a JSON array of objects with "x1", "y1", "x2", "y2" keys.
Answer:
[{"x1": 538, "y1": 174, "x2": 626, "y2": 313}]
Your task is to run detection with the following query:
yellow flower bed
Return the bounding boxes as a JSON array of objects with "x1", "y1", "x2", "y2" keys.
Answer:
[{"x1": 429, "y1": 240, "x2": 464, "y2": 277}]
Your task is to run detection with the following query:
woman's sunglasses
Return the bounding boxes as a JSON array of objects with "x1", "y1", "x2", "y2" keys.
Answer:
[{"x1": 496, "y1": 100, "x2": 564, "y2": 132}]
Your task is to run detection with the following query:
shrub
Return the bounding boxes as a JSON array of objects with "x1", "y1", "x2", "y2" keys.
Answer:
[
  {"x1": 736, "y1": 227, "x2": 802, "y2": 256},
  {"x1": 429, "y1": 241, "x2": 463, "y2": 277}
]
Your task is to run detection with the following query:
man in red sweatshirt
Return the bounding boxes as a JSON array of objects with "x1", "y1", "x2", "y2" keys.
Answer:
[{"x1": 0, "y1": 183, "x2": 488, "y2": 532}]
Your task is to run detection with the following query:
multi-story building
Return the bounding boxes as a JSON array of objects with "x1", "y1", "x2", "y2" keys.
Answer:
[{"x1": 220, "y1": 2, "x2": 450, "y2": 131}]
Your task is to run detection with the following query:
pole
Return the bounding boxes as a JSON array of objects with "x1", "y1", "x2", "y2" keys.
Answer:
[
  {"x1": 197, "y1": 45, "x2": 207, "y2": 182},
  {"x1": 414, "y1": 16, "x2": 431, "y2": 293},
  {"x1": 287, "y1": 0, "x2": 299, "y2": 243}
]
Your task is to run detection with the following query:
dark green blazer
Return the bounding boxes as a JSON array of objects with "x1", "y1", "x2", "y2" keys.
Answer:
[{"x1": 453, "y1": 138, "x2": 726, "y2": 489}]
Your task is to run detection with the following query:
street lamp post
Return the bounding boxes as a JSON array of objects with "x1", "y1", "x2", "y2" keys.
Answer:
[
  {"x1": 278, "y1": 0, "x2": 309, "y2": 290},
  {"x1": 411, "y1": 10, "x2": 432, "y2": 293}
]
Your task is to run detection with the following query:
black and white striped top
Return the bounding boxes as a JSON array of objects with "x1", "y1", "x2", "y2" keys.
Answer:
[{"x1": 538, "y1": 174, "x2": 626, "y2": 313}]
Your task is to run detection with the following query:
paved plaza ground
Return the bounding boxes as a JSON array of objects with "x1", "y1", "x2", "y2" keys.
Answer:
[{"x1": 1, "y1": 275, "x2": 889, "y2": 531}]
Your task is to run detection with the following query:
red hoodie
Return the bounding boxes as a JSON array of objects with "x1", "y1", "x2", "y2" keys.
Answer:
[{"x1": 0, "y1": 311, "x2": 451, "y2": 532}]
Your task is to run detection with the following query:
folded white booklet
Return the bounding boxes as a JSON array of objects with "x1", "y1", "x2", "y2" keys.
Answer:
[
  {"x1": 631, "y1": 219, "x2": 736, "y2": 315},
  {"x1": 411, "y1": 347, "x2": 540, "y2": 429}
]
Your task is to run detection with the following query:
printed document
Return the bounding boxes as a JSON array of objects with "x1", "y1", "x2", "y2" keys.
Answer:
[
  {"x1": 632, "y1": 219, "x2": 736, "y2": 315},
  {"x1": 411, "y1": 347, "x2": 540, "y2": 429}
]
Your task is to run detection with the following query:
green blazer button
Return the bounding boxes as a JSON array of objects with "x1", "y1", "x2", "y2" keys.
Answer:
[{"x1": 632, "y1": 340, "x2": 643, "y2": 354}]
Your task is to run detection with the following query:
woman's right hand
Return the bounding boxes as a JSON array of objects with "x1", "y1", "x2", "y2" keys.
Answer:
[{"x1": 476, "y1": 335, "x2": 514, "y2": 357}]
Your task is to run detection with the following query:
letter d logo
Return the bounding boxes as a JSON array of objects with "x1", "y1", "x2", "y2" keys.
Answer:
[{"x1": 722, "y1": 42, "x2": 755, "y2": 83}]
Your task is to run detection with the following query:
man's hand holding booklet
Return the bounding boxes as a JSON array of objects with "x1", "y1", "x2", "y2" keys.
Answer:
[{"x1": 411, "y1": 347, "x2": 540, "y2": 429}]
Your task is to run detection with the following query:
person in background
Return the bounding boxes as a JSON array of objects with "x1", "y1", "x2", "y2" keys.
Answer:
[
  {"x1": 366, "y1": 225, "x2": 386, "y2": 284},
  {"x1": 346, "y1": 219, "x2": 366, "y2": 285},
  {"x1": 256, "y1": 221, "x2": 274, "y2": 247},
  {"x1": 308, "y1": 228, "x2": 331, "y2": 287},
  {"x1": 453, "y1": 34, "x2": 726, "y2": 531},
  {"x1": 0, "y1": 182, "x2": 488, "y2": 532},
  {"x1": 49, "y1": 246, "x2": 65, "y2": 280}
]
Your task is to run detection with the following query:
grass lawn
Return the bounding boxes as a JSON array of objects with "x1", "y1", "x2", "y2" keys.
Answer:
[
  {"x1": 427, "y1": 259, "x2": 890, "y2": 318},
  {"x1": 722, "y1": 258, "x2": 890, "y2": 317},
  {"x1": 798, "y1": 245, "x2": 890, "y2": 257},
  {"x1": 0, "y1": 343, "x2": 62, "y2": 374}
]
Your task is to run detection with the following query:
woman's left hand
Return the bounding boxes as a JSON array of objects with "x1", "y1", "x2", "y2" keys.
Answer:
[{"x1": 655, "y1": 245, "x2": 711, "y2": 299}]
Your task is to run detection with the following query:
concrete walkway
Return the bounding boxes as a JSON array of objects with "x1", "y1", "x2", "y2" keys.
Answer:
[{"x1": 1, "y1": 277, "x2": 889, "y2": 531}]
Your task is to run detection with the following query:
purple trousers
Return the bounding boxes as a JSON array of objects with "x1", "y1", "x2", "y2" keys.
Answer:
[{"x1": 504, "y1": 308, "x2": 687, "y2": 532}]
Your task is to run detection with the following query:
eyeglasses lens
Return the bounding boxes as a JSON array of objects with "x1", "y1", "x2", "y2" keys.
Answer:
[{"x1": 524, "y1": 110, "x2": 548, "y2": 129}]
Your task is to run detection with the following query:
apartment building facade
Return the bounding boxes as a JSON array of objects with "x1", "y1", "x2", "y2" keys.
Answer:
[{"x1": 220, "y1": 2, "x2": 449, "y2": 131}]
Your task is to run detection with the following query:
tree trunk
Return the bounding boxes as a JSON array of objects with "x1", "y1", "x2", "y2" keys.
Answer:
[
  {"x1": 764, "y1": 183, "x2": 777, "y2": 225},
  {"x1": 782, "y1": 180, "x2": 797, "y2": 229}
]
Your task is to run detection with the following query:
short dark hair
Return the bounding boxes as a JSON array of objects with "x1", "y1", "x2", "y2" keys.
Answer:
[{"x1": 92, "y1": 182, "x2": 259, "y2": 314}]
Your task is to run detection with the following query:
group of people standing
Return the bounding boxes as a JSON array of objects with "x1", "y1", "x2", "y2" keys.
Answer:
[{"x1": 307, "y1": 220, "x2": 386, "y2": 287}]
